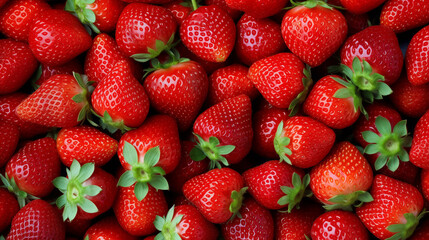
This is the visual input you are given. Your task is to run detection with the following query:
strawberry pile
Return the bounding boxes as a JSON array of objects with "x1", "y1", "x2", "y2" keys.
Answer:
[{"x1": 1, "y1": 0, "x2": 429, "y2": 239}]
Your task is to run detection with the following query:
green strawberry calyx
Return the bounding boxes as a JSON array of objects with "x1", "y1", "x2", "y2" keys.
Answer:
[
  {"x1": 386, "y1": 210, "x2": 428, "y2": 240},
  {"x1": 190, "y1": 133, "x2": 235, "y2": 170},
  {"x1": 229, "y1": 187, "x2": 248, "y2": 221},
  {"x1": 65, "y1": 0, "x2": 100, "y2": 34},
  {"x1": 52, "y1": 160, "x2": 101, "y2": 222},
  {"x1": 288, "y1": 65, "x2": 313, "y2": 117},
  {"x1": 132, "y1": 34, "x2": 176, "y2": 63},
  {"x1": 278, "y1": 173, "x2": 313, "y2": 213},
  {"x1": 90, "y1": 110, "x2": 134, "y2": 134},
  {"x1": 144, "y1": 48, "x2": 190, "y2": 78},
  {"x1": 117, "y1": 141, "x2": 169, "y2": 201},
  {"x1": 323, "y1": 190, "x2": 373, "y2": 211},
  {"x1": 154, "y1": 205, "x2": 184, "y2": 240},
  {"x1": 0, "y1": 173, "x2": 38, "y2": 208},
  {"x1": 72, "y1": 72, "x2": 92, "y2": 124},
  {"x1": 331, "y1": 76, "x2": 367, "y2": 117},
  {"x1": 362, "y1": 116, "x2": 412, "y2": 172},
  {"x1": 274, "y1": 121, "x2": 293, "y2": 165},
  {"x1": 288, "y1": 0, "x2": 335, "y2": 10}
]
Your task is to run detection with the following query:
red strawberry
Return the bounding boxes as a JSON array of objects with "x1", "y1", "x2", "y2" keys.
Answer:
[
  {"x1": 356, "y1": 174, "x2": 425, "y2": 239},
  {"x1": 0, "y1": 0, "x2": 50, "y2": 41},
  {"x1": 121, "y1": 0, "x2": 173, "y2": 3},
  {"x1": 243, "y1": 160, "x2": 310, "y2": 211},
  {"x1": 16, "y1": 73, "x2": 90, "y2": 128},
  {"x1": 310, "y1": 142, "x2": 373, "y2": 210},
  {"x1": 0, "y1": 39, "x2": 38, "y2": 95},
  {"x1": 113, "y1": 184, "x2": 168, "y2": 236},
  {"x1": 84, "y1": 216, "x2": 139, "y2": 240},
  {"x1": 7, "y1": 199, "x2": 65, "y2": 240},
  {"x1": 281, "y1": 1, "x2": 347, "y2": 67},
  {"x1": 115, "y1": 3, "x2": 176, "y2": 60},
  {"x1": 154, "y1": 205, "x2": 219, "y2": 240},
  {"x1": 91, "y1": 60, "x2": 150, "y2": 132},
  {"x1": 183, "y1": 168, "x2": 246, "y2": 224},
  {"x1": 406, "y1": 25, "x2": 429, "y2": 86},
  {"x1": 0, "y1": 0, "x2": 8, "y2": 8},
  {"x1": 0, "y1": 122, "x2": 19, "y2": 168},
  {"x1": 410, "y1": 110, "x2": 429, "y2": 169},
  {"x1": 225, "y1": 0, "x2": 288, "y2": 18},
  {"x1": 340, "y1": 0, "x2": 387, "y2": 14},
  {"x1": 0, "y1": 188, "x2": 19, "y2": 233},
  {"x1": 164, "y1": 0, "x2": 192, "y2": 25},
  {"x1": 311, "y1": 210, "x2": 369, "y2": 240},
  {"x1": 380, "y1": 0, "x2": 429, "y2": 33},
  {"x1": 343, "y1": 11, "x2": 370, "y2": 35},
  {"x1": 144, "y1": 60, "x2": 208, "y2": 132},
  {"x1": 422, "y1": 169, "x2": 429, "y2": 202},
  {"x1": 205, "y1": 0, "x2": 241, "y2": 20},
  {"x1": 28, "y1": 9, "x2": 92, "y2": 66},
  {"x1": 35, "y1": 58, "x2": 83, "y2": 87},
  {"x1": 221, "y1": 198, "x2": 274, "y2": 240},
  {"x1": 274, "y1": 116, "x2": 335, "y2": 168},
  {"x1": 235, "y1": 14, "x2": 286, "y2": 66},
  {"x1": 180, "y1": 5, "x2": 236, "y2": 62},
  {"x1": 56, "y1": 126, "x2": 118, "y2": 167},
  {"x1": 64, "y1": 217, "x2": 91, "y2": 239},
  {"x1": 191, "y1": 94, "x2": 253, "y2": 168},
  {"x1": 207, "y1": 64, "x2": 258, "y2": 106}
]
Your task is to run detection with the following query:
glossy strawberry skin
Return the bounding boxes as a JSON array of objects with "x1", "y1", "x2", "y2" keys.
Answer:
[
  {"x1": 380, "y1": 0, "x2": 429, "y2": 33},
  {"x1": 28, "y1": 9, "x2": 92, "y2": 66},
  {"x1": 144, "y1": 60, "x2": 209, "y2": 132},
  {"x1": 0, "y1": 122, "x2": 19, "y2": 168},
  {"x1": 0, "y1": 39, "x2": 38, "y2": 95},
  {"x1": 115, "y1": 3, "x2": 177, "y2": 57},
  {"x1": 36, "y1": 58, "x2": 83, "y2": 87},
  {"x1": 410, "y1": 110, "x2": 429, "y2": 169},
  {"x1": 225, "y1": 0, "x2": 288, "y2": 19},
  {"x1": 87, "y1": 0, "x2": 126, "y2": 33},
  {"x1": 84, "y1": 216, "x2": 139, "y2": 240},
  {"x1": 180, "y1": 5, "x2": 236, "y2": 62},
  {"x1": 406, "y1": 25, "x2": 429, "y2": 86},
  {"x1": 340, "y1": 25, "x2": 403, "y2": 86},
  {"x1": 173, "y1": 204, "x2": 219, "y2": 240},
  {"x1": 340, "y1": 0, "x2": 387, "y2": 14},
  {"x1": 235, "y1": 14, "x2": 286, "y2": 66},
  {"x1": 281, "y1": 5, "x2": 347, "y2": 67},
  {"x1": 164, "y1": 0, "x2": 192, "y2": 25},
  {"x1": 0, "y1": 188, "x2": 19, "y2": 233}
]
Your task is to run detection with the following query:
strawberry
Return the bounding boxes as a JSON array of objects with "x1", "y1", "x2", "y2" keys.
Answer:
[
  {"x1": 406, "y1": 25, "x2": 429, "y2": 86},
  {"x1": 115, "y1": 3, "x2": 176, "y2": 60},
  {"x1": 249, "y1": 53, "x2": 312, "y2": 114},
  {"x1": 56, "y1": 125, "x2": 118, "y2": 167},
  {"x1": 53, "y1": 161, "x2": 117, "y2": 221},
  {"x1": 7, "y1": 199, "x2": 65, "y2": 240},
  {"x1": 91, "y1": 60, "x2": 150, "y2": 132},
  {"x1": 356, "y1": 174, "x2": 425, "y2": 239},
  {"x1": 310, "y1": 142, "x2": 374, "y2": 210},
  {"x1": 113, "y1": 184, "x2": 168, "y2": 236},
  {"x1": 311, "y1": 210, "x2": 369, "y2": 240},
  {"x1": 281, "y1": 1, "x2": 347, "y2": 67},
  {"x1": 0, "y1": 0, "x2": 50, "y2": 41},
  {"x1": 340, "y1": 0, "x2": 387, "y2": 14},
  {"x1": 410, "y1": 110, "x2": 429, "y2": 169},
  {"x1": 153, "y1": 205, "x2": 219, "y2": 240},
  {"x1": 205, "y1": 0, "x2": 241, "y2": 20},
  {"x1": 191, "y1": 94, "x2": 253, "y2": 169},
  {"x1": 221, "y1": 198, "x2": 274, "y2": 240},
  {"x1": 64, "y1": 217, "x2": 91, "y2": 239},
  {"x1": 28, "y1": 9, "x2": 92, "y2": 66},
  {"x1": 422, "y1": 169, "x2": 429, "y2": 202},
  {"x1": 235, "y1": 14, "x2": 286, "y2": 66},
  {"x1": 343, "y1": 11, "x2": 370, "y2": 35},
  {"x1": 0, "y1": 188, "x2": 19, "y2": 233},
  {"x1": 144, "y1": 59, "x2": 209, "y2": 132},
  {"x1": 164, "y1": 0, "x2": 192, "y2": 25},
  {"x1": 180, "y1": 4, "x2": 235, "y2": 62},
  {"x1": 380, "y1": 0, "x2": 429, "y2": 33},
  {"x1": 16, "y1": 73, "x2": 90, "y2": 128},
  {"x1": 0, "y1": 39, "x2": 38, "y2": 95},
  {"x1": 84, "y1": 216, "x2": 139, "y2": 240},
  {"x1": 225, "y1": 0, "x2": 288, "y2": 19},
  {"x1": 274, "y1": 116, "x2": 336, "y2": 168},
  {"x1": 35, "y1": 58, "x2": 83, "y2": 87},
  {"x1": 0, "y1": 122, "x2": 19, "y2": 168},
  {"x1": 182, "y1": 168, "x2": 246, "y2": 224},
  {"x1": 121, "y1": 0, "x2": 173, "y2": 3},
  {"x1": 243, "y1": 160, "x2": 310, "y2": 211},
  {"x1": 207, "y1": 64, "x2": 258, "y2": 106}
]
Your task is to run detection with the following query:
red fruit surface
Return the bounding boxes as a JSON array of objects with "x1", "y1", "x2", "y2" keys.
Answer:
[
  {"x1": 406, "y1": 25, "x2": 429, "y2": 85},
  {"x1": 84, "y1": 216, "x2": 139, "y2": 240},
  {"x1": 340, "y1": 0, "x2": 387, "y2": 14},
  {"x1": 87, "y1": 0, "x2": 126, "y2": 33},
  {"x1": 205, "y1": 0, "x2": 241, "y2": 20},
  {"x1": 380, "y1": 0, "x2": 429, "y2": 33},
  {"x1": 36, "y1": 58, "x2": 83, "y2": 87},
  {"x1": 164, "y1": 0, "x2": 192, "y2": 25},
  {"x1": 0, "y1": 188, "x2": 19, "y2": 233},
  {"x1": 225, "y1": 0, "x2": 288, "y2": 19},
  {"x1": 0, "y1": 121, "x2": 19, "y2": 167},
  {"x1": 410, "y1": 110, "x2": 429, "y2": 169}
]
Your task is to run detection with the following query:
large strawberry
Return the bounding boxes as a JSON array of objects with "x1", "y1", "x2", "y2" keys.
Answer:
[
  {"x1": 380, "y1": 0, "x2": 429, "y2": 33},
  {"x1": 410, "y1": 110, "x2": 429, "y2": 169},
  {"x1": 225, "y1": 0, "x2": 288, "y2": 19},
  {"x1": 0, "y1": 188, "x2": 19, "y2": 233},
  {"x1": 281, "y1": 0, "x2": 347, "y2": 67},
  {"x1": 0, "y1": 122, "x2": 19, "y2": 168},
  {"x1": 340, "y1": 0, "x2": 387, "y2": 14},
  {"x1": 84, "y1": 216, "x2": 139, "y2": 240},
  {"x1": 406, "y1": 25, "x2": 429, "y2": 86}
]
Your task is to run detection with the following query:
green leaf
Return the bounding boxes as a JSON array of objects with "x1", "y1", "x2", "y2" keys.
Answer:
[
  {"x1": 72, "y1": 94, "x2": 84, "y2": 103},
  {"x1": 393, "y1": 120, "x2": 408, "y2": 137},
  {"x1": 190, "y1": 146, "x2": 206, "y2": 161},
  {"x1": 378, "y1": 82, "x2": 393, "y2": 96},
  {"x1": 386, "y1": 223, "x2": 406, "y2": 232},
  {"x1": 398, "y1": 149, "x2": 409, "y2": 162},
  {"x1": 166, "y1": 205, "x2": 175, "y2": 222},
  {"x1": 52, "y1": 176, "x2": 69, "y2": 192},
  {"x1": 63, "y1": 204, "x2": 78, "y2": 221},
  {"x1": 374, "y1": 155, "x2": 388, "y2": 170},
  {"x1": 209, "y1": 136, "x2": 220, "y2": 146},
  {"x1": 333, "y1": 88, "x2": 352, "y2": 98},
  {"x1": 357, "y1": 192, "x2": 373, "y2": 203},
  {"x1": 134, "y1": 182, "x2": 149, "y2": 201},
  {"x1": 65, "y1": 0, "x2": 75, "y2": 11},
  {"x1": 77, "y1": 105, "x2": 88, "y2": 122},
  {"x1": 56, "y1": 194, "x2": 67, "y2": 208},
  {"x1": 218, "y1": 145, "x2": 235, "y2": 155},
  {"x1": 362, "y1": 131, "x2": 381, "y2": 144},
  {"x1": 352, "y1": 56, "x2": 362, "y2": 73},
  {"x1": 80, "y1": 198, "x2": 99, "y2": 214},
  {"x1": 154, "y1": 215, "x2": 165, "y2": 231},
  {"x1": 83, "y1": 8, "x2": 96, "y2": 23},
  {"x1": 364, "y1": 144, "x2": 379, "y2": 155},
  {"x1": 117, "y1": 170, "x2": 136, "y2": 187},
  {"x1": 144, "y1": 146, "x2": 160, "y2": 167},
  {"x1": 77, "y1": 162, "x2": 95, "y2": 182},
  {"x1": 70, "y1": 160, "x2": 81, "y2": 178},
  {"x1": 84, "y1": 185, "x2": 102, "y2": 197},
  {"x1": 375, "y1": 116, "x2": 392, "y2": 136},
  {"x1": 386, "y1": 156, "x2": 400, "y2": 172},
  {"x1": 123, "y1": 141, "x2": 139, "y2": 165},
  {"x1": 150, "y1": 175, "x2": 169, "y2": 191}
]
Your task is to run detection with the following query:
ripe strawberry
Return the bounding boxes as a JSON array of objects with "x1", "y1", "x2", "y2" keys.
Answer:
[
  {"x1": 191, "y1": 94, "x2": 253, "y2": 169},
  {"x1": 207, "y1": 64, "x2": 258, "y2": 106},
  {"x1": 221, "y1": 198, "x2": 274, "y2": 240},
  {"x1": 56, "y1": 125, "x2": 118, "y2": 167},
  {"x1": 164, "y1": 0, "x2": 192, "y2": 25},
  {"x1": 0, "y1": 122, "x2": 19, "y2": 168},
  {"x1": 91, "y1": 60, "x2": 150, "y2": 132},
  {"x1": 356, "y1": 174, "x2": 425, "y2": 239},
  {"x1": 225, "y1": 0, "x2": 288, "y2": 19},
  {"x1": 410, "y1": 110, "x2": 429, "y2": 169},
  {"x1": 421, "y1": 169, "x2": 429, "y2": 202},
  {"x1": 0, "y1": 188, "x2": 19, "y2": 233},
  {"x1": 0, "y1": 0, "x2": 50, "y2": 41},
  {"x1": 0, "y1": 39, "x2": 38, "y2": 95},
  {"x1": 180, "y1": 5, "x2": 235, "y2": 62},
  {"x1": 144, "y1": 60, "x2": 209, "y2": 132},
  {"x1": 113, "y1": 184, "x2": 168, "y2": 236},
  {"x1": 35, "y1": 58, "x2": 83, "y2": 87},
  {"x1": 28, "y1": 9, "x2": 92, "y2": 66},
  {"x1": 406, "y1": 25, "x2": 429, "y2": 86},
  {"x1": 183, "y1": 168, "x2": 246, "y2": 224},
  {"x1": 84, "y1": 216, "x2": 139, "y2": 240},
  {"x1": 235, "y1": 14, "x2": 286, "y2": 66},
  {"x1": 380, "y1": 0, "x2": 429, "y2": 33},
  {"x1": 274, "y1": 116, "x2": 335, "y2": 168},
  {"x1": 340, "y1": 0, "x2": 387, "y2": 14},
  {"x1": 343, "y1": 11, "x2": 370, "y2": 35},
  {"x1": 281, "y1": 1, "x2": 347, "y2": 67},
  {"x1": 311, "y1": 210, "x2": 369, "y2": 240},
  {"x1": 7, "y1": 199, "x2": 65, "y2": 240},
  {"x1": 16, "y1": 73, "x2": 90, "y2": 128},
  {"x1": 310, "y1": 142, "x2": 373, "y2": 210},
  {"x1": 116, "y1": 3, "x2": 176, "y2": 60},
  {"x1": 249, "y1": 53, "x2": 312, "y2": 114},
  {"x1": 154, "y1": 205, "x2": 219, "y2": 240},
  {"x1": 205, "y1": 0, "x2": 241, "y2": 20}
]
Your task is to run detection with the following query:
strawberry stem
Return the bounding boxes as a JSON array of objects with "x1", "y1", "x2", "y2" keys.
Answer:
[
  {"x1": 190, "y1": 133, "x2": 235, "y2": 169},
  {"x1": 65, "y1": 0, "x2": 100, "y2": 34},
  {"x1": 0, "y1": 173, "x2": 36, "y2": 208},
  {"x1": 288, "y1": 65, "x2": 312, "y2": 116},
  {"x1": 190, "y1": 0, "x2": 199, "y2": 11},
  {"x1": 274, "y1": 121, "x2": 293, "y2": 165},
  {"x1": 324, "y1": 190, "x2": 373, "y2": 211},
  {"x1": 154, "y1": 206, "x2": 184, "y2": 240},
  {"x1": 277, "y1": 173, "x2": 313, "y2": 213},
  {"x1": 229, "y1": 187, "x2": 248, "y2": 221}
]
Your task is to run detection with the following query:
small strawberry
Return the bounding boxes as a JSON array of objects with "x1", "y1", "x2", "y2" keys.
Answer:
[
  {"x1": 0, "y1": 188, "x2": 19, "y2": 233},
  {"x1": 35, "y1": 58, "x2": 83, "y2": 87},
  {"x1": 406, "y1": 25, "x2": 429, "y2": 86},
  {"x1": 0, "y1": 122, "x2": 19, "y2": 168},
  {"x1": 84, "y1": 216, "x2": 139, "y2": 240},
  {"x1": 340, "y1": 0, "x2": 387, "y2": 14},
  {"x1": 225, "y1": 0, "x2": 288, "y2": 19},
  {"x1": 380, "y1": 0, "x2": 429, "y2": 33},
  {"x1": 410, "y1": 110, "x2": 429, "y2": 169}
]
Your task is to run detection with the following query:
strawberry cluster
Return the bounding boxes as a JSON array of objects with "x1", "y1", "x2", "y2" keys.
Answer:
[{"x1": 1, "y1": 0, "x2": 429, "y2": 239}]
